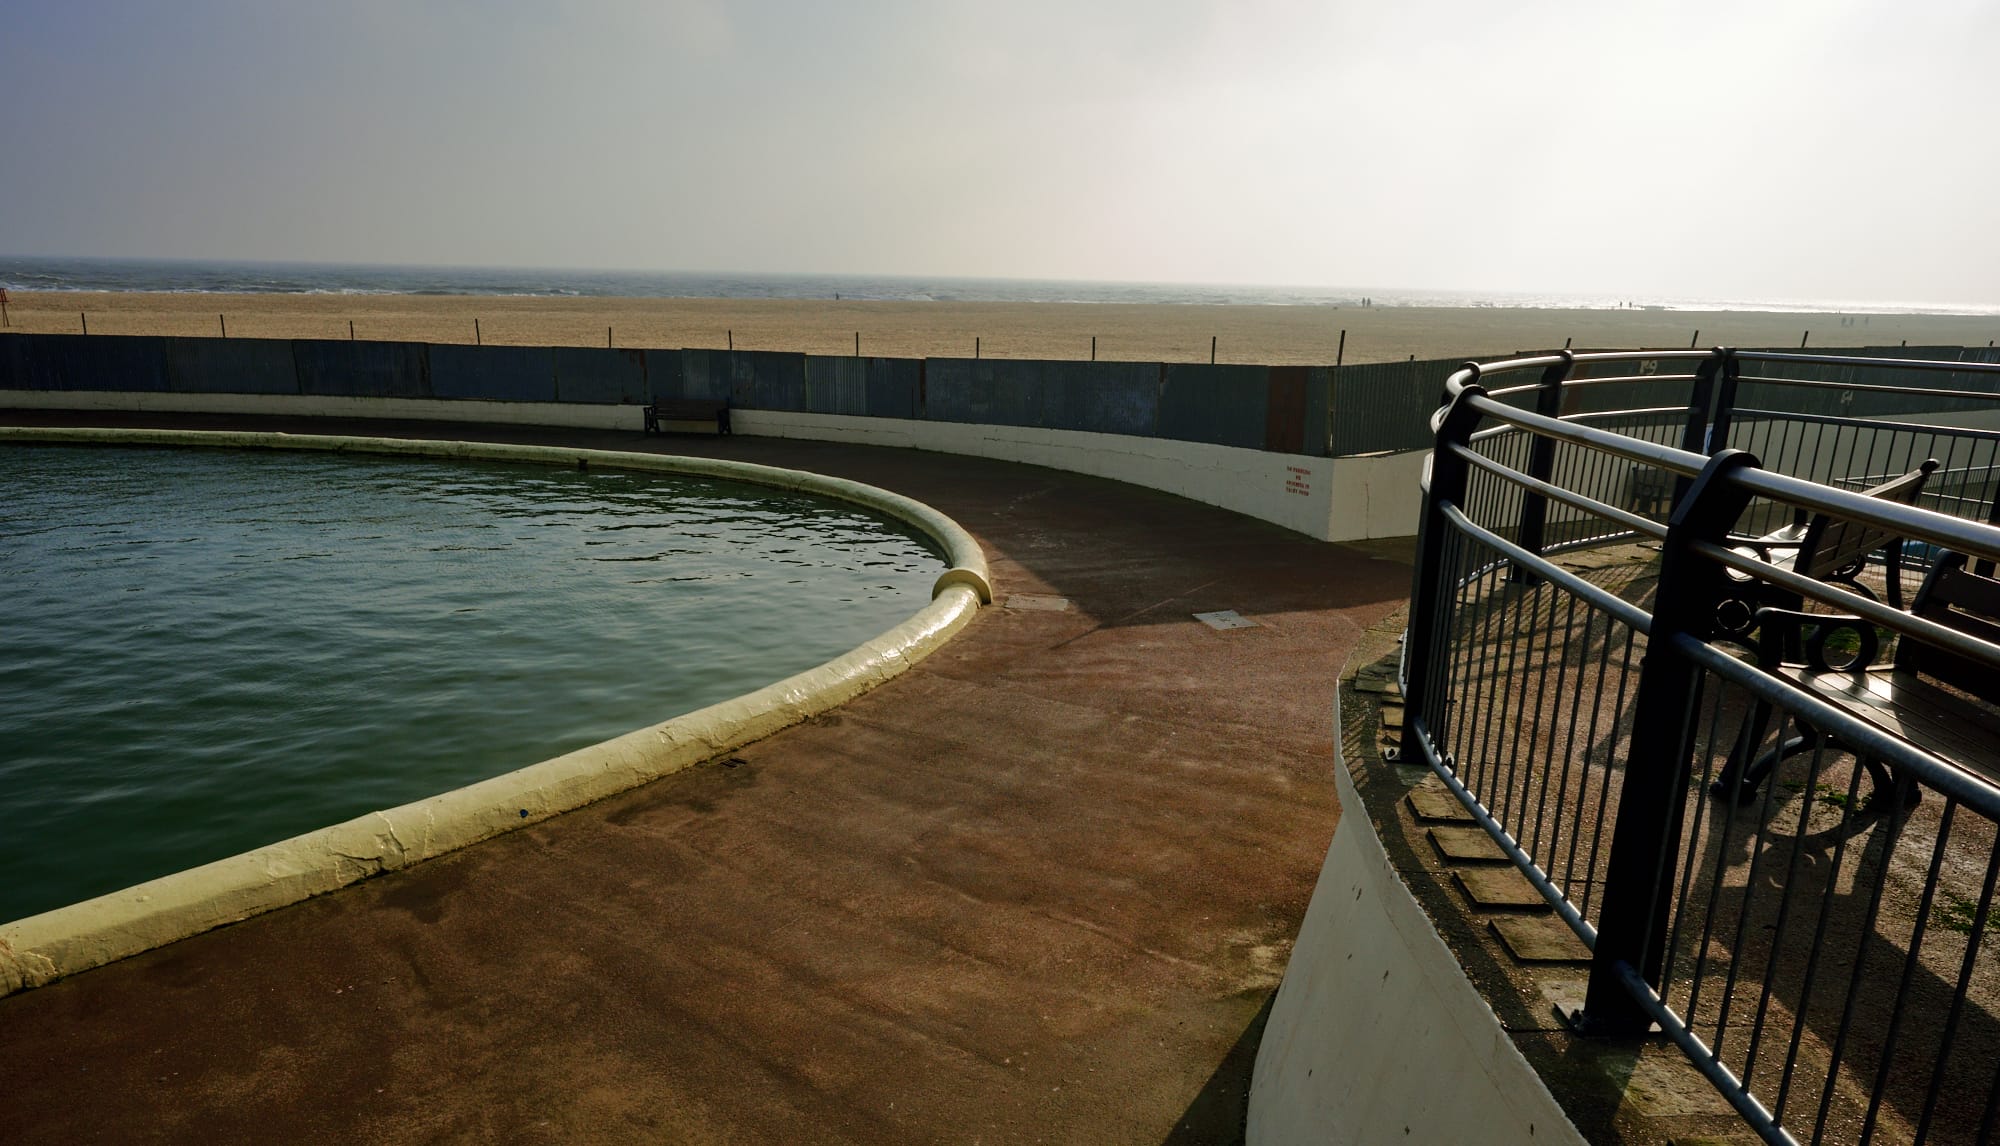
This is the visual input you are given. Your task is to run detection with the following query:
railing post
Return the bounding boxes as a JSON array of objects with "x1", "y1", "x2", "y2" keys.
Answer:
[
  {"x1": 1706, "y1": 350, "x2": 1740, "y2": 455},
  {"x1": 1401, "y1": 368, "x2": 1488, "y2": 729},
  {"x1": 1670, "y1": 351, "x2": 1724, "y2": 509},
  {"x1": 1571, "y1": 449, "x2": 1761, "y2": 1036},
  {"x1": 1509, "y1": 352, "x2": 1574, "y2": 583}
]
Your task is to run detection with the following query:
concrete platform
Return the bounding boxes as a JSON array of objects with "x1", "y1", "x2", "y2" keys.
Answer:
[{"x1": 0, "y1": 412, "x2": 1411, "y2": 1144}]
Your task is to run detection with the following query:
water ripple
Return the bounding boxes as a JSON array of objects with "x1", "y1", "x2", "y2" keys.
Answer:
[{"x1": 0, "y1": 444, "x2": 944, "y2": 921}]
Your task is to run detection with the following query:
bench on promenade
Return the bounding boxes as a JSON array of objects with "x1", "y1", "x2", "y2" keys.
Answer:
[
  {"x1": 1714, "y1": 550, "x2": 2000, "y2": 806},
  {"x1": 643, "y1": 398, "x2": 731, "y2": 436},
  {"x1": 1714, "y1": 458, "x2": 1939, "y2": 642}
]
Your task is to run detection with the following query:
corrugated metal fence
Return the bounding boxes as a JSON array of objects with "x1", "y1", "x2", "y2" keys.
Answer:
[
  {"x1": 1328, "y1": 358, "x2": 1462, "y2": 455},
  {"x1": 4, "y1": 333, "x2": 1994, "y2": 459}
]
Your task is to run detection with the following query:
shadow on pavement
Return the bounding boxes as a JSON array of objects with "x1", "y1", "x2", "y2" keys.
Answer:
[{"x1": 1161, "y1": 993, "x2": 1275, "y2": 1146}]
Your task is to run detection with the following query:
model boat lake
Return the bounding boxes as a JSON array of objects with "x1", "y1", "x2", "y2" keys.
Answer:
[{"x1": 0, "y1": 444, "x2": 945, "y2": 921}]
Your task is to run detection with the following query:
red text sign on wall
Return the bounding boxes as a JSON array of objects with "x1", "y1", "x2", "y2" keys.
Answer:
[{"x1": 1284, "y1": 465, "x2": 1313, "y2": 496}]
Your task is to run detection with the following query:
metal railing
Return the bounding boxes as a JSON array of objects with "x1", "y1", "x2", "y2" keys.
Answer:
[{"x1": 1401, "y1": 349, "x2": 2000, "y2": 1145}]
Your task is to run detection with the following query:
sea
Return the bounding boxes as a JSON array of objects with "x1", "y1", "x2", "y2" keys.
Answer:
[{"x1": 2, "y1": 255, "x2": 1996, "y2": 316}]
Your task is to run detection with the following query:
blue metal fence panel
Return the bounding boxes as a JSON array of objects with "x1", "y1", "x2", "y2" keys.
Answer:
[
  {"x1": 641, "y1": 348, "x2": 685, "y2": 403},
  {"x1": 671, "y1": 350, "x2": 732, "y2": 401},
  {"x1": 1042, "y1": 361, "x2": 1158, "y2": 436},
  {"x1": 1329, "y1": 359, "x2": 1451, "y2": 455},
  {"x1": 0, "y1": 334, "x2": 73, "y2": 391},
  {"x1": 553, "y1": 347, "x2": 648, "y2": 404},
  {"x1": 1736, "y1": 345, "x2": 2000, "y2": 420},
  {"x1": 165, "y1": 337, "x2": 300, "y2": 395},
  {"x1": 730, "y1": 351, "x2": 807, "y2": 410},
  {"x1": 866, "y1": 358, "x2": 920, "y2": 419},
  {"x1": 0, "y1": 333, "x2": 172, "y2": 392},
  {"x1": 1561, "y1": 355, "x2": 1687, "y2": 416},
  {"x1": 1158, "y1": 364, "x2": 1268, "y2": 449},
  {"x1": 429, "y1": 345, "x2": 557, "y2": 402},
  {"x1": 1304, "y1": 367, "x2": 1334, "y2": 456},
  {"x1": 923, "y1": 359, "x2": 978, "y2": 423},
  {"x1": 986, "y1": 361, "x2": 1045, "y2": 427},
  {"x1": 923, "y1": 359, "x2": 1045, "y2": 426},
  {"x1": 0, "y1": 335, "x2": 23, "y2": 389},
  {"x1": 804, "y1": 355, "x2": 868, "y2": 416},
  {"x1": 294, "y1": 339, "x2": 431, "y2": 398}
]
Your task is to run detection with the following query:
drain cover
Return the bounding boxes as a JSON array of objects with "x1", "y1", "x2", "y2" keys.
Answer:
[
  {"x1": 1006, "y1": 594, "x2": 1071, "y2": 612},
  {"x1": 1194, "y1": 610, "x2": 1259, "y2": 630}
]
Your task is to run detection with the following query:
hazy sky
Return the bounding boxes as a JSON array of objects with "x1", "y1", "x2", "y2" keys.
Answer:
[{"x1": 4, "y1": 0, "x2": 1996, "y2": 305}]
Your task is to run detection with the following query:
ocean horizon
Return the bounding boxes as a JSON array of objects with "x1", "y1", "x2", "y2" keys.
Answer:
[{"x1": 3, "y1": 255, "x2": 1997, "y2": 318}]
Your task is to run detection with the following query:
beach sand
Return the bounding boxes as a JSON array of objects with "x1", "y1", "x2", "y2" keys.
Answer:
[{"x1": 6, "y1": 290, "x2": 1998, "y2": 364}]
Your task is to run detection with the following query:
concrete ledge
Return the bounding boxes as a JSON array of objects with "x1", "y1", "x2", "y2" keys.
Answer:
[
  {"x1": 0, "y1": 427, "x2": 988, "y2": 997},
  {"x1": 1247, "y1": 677, "x2": 1583, "y2": 1144}
]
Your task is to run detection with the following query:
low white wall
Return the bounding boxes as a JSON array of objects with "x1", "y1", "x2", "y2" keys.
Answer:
[
  {"x1": 734, "y1": 409, "x2": 1425, "y2": 543},
  {"x1": 1247, "y1": 694, "x2": 1583, "y2": 1145},
  {"x1": 1, "y1": 391, "x2": 1430, "y2": 542}
]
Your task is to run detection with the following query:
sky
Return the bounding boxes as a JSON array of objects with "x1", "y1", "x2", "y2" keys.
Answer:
[{"x1": 3, "y1": 0, "x2": 1996, "y2": 306}]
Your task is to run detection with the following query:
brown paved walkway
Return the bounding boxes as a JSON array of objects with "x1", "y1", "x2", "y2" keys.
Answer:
[{"x1": 0, "y1": 413, "x2": 1411, "y2": 1144}]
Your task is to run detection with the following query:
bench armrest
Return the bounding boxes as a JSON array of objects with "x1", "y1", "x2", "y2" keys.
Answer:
[
  {"x1": 1751, "y1": 607, "x2": 1882, "y2": 673},
  {"x1": 1722, "y1": 532, "x2": 1807, "y2": 561}
]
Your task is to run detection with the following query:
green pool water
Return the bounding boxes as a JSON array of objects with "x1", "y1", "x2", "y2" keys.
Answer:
[{"x1": 0, "y1": 444, "x2": 944, "y2": 922}]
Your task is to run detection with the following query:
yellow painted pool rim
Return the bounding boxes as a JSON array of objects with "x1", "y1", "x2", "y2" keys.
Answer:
[{"x1": 0, "y1": 427, "x2": 990, "y2": 996}]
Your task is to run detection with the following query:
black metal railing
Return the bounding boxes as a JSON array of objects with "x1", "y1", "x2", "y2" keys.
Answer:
[{"x1": 1401, "y1": 349, "x2": 2000, "y2": 1145}]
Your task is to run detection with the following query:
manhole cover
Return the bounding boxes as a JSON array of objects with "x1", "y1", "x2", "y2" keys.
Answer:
[
  {"x1": 1006, "y1": 595, "x2": 1071, "y2": 612},
  {"x1": 1193, "y1": 610, "x2": 1259, "y2": 630}
]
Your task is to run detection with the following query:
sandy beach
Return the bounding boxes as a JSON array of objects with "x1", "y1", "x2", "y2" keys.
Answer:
[{"x1": 5, "y1": 290, "x2": 1999, "y2": 365}]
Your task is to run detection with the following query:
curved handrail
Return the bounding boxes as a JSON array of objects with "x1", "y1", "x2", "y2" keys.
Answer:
[{"x1": 1403, "y1": 350, "x2": 2000, "y2": 1145}]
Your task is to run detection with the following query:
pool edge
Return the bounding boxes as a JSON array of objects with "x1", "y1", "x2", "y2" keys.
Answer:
[{"x1": 0, "y1": 427, "x2": 989, "y2": 997}]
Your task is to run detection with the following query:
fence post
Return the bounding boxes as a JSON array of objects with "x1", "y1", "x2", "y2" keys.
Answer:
[
  {"x1": 1509, "y1": 352, "x2": 1574, "y2": 583},
  {"x1": 1400, "y1": 367, "x2": 1487, "y2": 726},
  {"x1": 1570, "y1": 449, "x2": 1760, "y2": 1036}
]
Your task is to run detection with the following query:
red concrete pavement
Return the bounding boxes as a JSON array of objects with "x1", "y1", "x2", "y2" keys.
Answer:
[{"x1": 0, "y1": 414, "x2": 1411, "y2": 1144}]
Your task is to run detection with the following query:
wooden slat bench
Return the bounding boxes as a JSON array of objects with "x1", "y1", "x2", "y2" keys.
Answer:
[
  {"x1": 643, "y1": 398, "x2": 731, "y2": 436},
  {"x1": 1714, "y1": 458, "x2": 1939, "y2": 642},
  {"x1": 1714, "y1": 550, "x2": 2000, "y2": 806}
]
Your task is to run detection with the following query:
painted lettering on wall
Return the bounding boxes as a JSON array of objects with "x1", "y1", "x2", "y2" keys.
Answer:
[{"x1": 1285, "y1": 465, "x2": 1313, "y2": 496}]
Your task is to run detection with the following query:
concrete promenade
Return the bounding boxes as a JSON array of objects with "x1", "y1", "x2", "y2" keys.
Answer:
[{"x1": 0, "y1": 413, "x2": 1411, "y2": 1144}]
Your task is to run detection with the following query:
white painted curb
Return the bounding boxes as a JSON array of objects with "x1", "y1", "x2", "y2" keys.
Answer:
[{"x1": 0, "y1": 428, "x2": 990, "y2": 996}]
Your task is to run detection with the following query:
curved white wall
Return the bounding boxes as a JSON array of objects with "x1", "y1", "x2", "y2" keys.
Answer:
[
  {"x1": 1247, "y1": 694, "x2": 1583, "y2": 1145},
  {"x1": 734, "y1": 409, "x2": 1425, "y2": 543}
]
